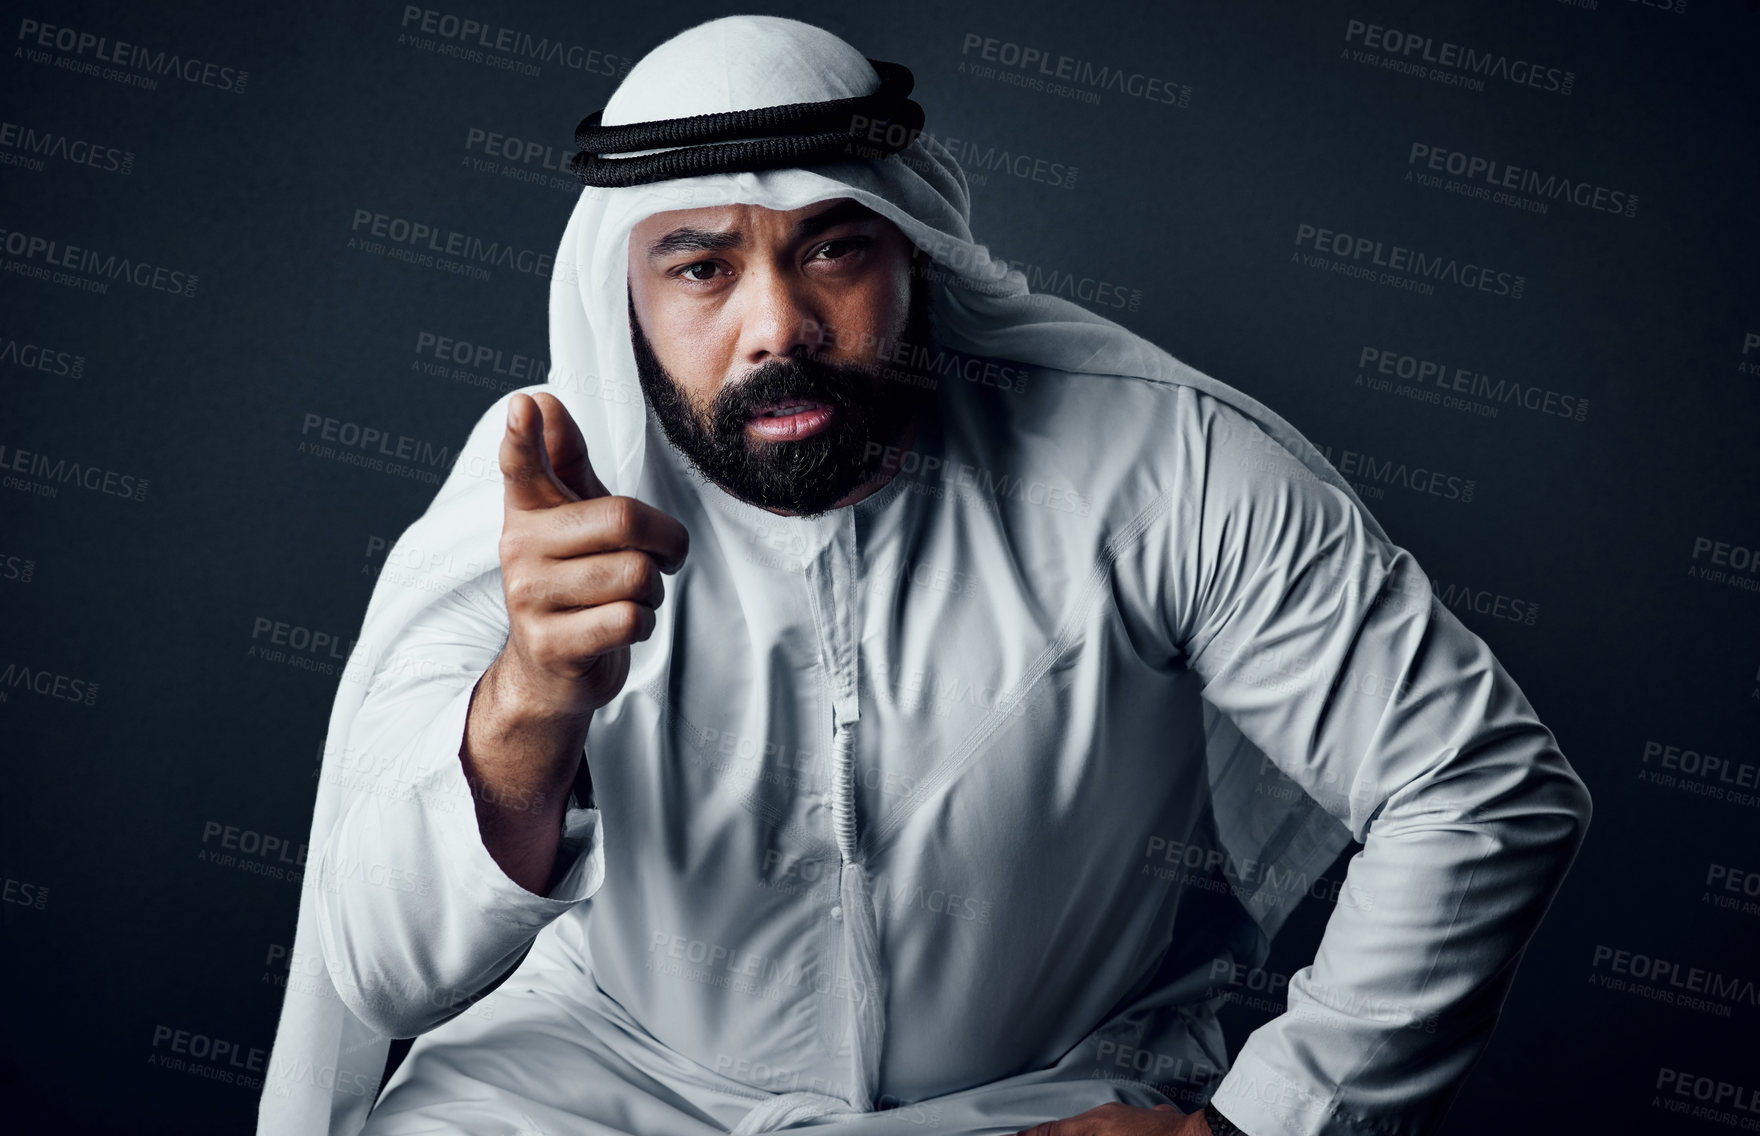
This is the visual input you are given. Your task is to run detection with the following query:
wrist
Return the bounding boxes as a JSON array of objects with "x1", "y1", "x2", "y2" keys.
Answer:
[
  {"x1": 485, "y1": 649, "x2": 599, "y2": 730},
  {"x1": 464, "y1": 666, "x2": 585, "y2": 820}
]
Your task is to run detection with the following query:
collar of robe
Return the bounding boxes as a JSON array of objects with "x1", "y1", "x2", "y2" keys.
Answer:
[{"x1": 569, "y1": 58, "x2": 925, "y2": 187}]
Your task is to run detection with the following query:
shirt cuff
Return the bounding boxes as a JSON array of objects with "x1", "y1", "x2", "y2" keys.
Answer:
[{"x1": 1209, "y1": 1047, "x2": 1391, "y2": 1136}]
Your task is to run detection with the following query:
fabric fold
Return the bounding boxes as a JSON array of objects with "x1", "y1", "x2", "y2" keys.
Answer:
[{"x1": 260, "y1": 14, "x2": 1394, "y2": 1135}]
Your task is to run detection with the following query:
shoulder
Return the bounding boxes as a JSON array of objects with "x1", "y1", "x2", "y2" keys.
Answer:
[{"x1": 939, "y1": 353, "x2": 1304, "y2": 528}]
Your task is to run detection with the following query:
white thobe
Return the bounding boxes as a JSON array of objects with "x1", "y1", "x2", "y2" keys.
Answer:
[{"x1": 309, "y1": 356, "x2": 1591, "y2": 1136}]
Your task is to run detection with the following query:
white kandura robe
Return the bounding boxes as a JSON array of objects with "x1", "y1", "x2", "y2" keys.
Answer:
[{"x1": 257, "y1": 16, "x2": 1592, "y2": 1136}]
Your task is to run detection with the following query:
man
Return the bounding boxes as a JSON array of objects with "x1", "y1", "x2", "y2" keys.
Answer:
[{"x1": 261, "y1": 16, "x2": 1592, "y2": 1136}]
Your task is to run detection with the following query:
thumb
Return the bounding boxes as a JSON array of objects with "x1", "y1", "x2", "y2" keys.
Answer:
[{"x1": 500, "y1": 392, "x2": 577, "y2": 511}]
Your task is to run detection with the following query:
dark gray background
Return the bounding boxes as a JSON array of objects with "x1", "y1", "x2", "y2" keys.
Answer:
[{"x1": 3, "y1": 1, "x2": 1757, "y2": 1132}]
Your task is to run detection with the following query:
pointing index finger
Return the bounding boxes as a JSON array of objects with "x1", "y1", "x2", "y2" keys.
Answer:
[
  {"x1": 500, "y1": 393, "x2": 577, "y2": 512},
  {"x1": 527, "y1": 391, "x2": 608, "y2": 502}
]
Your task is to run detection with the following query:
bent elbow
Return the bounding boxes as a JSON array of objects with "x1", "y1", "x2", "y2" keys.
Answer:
[
  {"x1": 1571, "y1": 769, "x2": 1592, "y2": 828},
  {"x1": 1561, "y1": 765, "x2": 1593, "y2": 847},
  {"x1": 333, "y1": 983, "x2": 453, "y2": 1042},
  {"x1": 1530, "y1": 756, "x2": 1593, "y2": 875},
  {"x1": 315, "y1": 913, "x2": 464, "y2": 1039},
  {"x1": 310, "y1": 852, "x2": 458, "y2": 1040}
]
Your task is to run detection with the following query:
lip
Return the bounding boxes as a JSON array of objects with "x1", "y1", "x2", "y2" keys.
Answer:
[{"x1": 747, "y1": 400, "x2": 835, "y2": 441}]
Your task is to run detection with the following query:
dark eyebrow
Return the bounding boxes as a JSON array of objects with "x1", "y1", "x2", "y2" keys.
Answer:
[
  {"x1": 647, "y1": 226, "x2": 743, "y2": 261},
  {"x1": 793, "y1": 199, "x2": 881, "y2": 241},
  {"x1": 644, "y1": 200, "x2": 882, "y2": 263}
]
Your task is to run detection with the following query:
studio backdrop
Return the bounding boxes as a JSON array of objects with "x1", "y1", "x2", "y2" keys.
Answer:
[{"x1": 1, "y1": 1, "x2": 1756, "y2": 1133}]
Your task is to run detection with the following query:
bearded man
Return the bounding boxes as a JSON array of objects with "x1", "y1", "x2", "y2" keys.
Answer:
[{"x1": 259, "y1": 15, "x2": 1592, "y2": 1136}]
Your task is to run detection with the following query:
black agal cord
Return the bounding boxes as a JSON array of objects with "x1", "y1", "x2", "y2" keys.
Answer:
[{"x1": 570, "y1": 59, "x2": 925, "y2": 188}]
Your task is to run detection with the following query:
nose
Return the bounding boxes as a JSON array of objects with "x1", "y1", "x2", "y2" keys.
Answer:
[{"x1": 738, "y1": 264, "x2": 825, "y2": 366}]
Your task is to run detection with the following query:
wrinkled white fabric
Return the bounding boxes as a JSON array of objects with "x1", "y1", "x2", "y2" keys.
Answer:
[{"x1": 258, "y1": 15, "x2": 1591, "y2": 1136}]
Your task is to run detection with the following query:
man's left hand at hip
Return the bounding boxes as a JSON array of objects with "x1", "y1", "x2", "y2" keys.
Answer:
[{"x1": 1015, "y1": 1101, "x2": 1213, "y2": 1136}]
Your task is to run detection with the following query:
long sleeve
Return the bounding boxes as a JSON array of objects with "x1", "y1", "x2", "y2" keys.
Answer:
[
  {"x1": 311, "y1": 569, "x2": 606, "y2": 1039},
  {"x1": 1166, "y1": 393, "x2": 1592, "y2": 1136}
]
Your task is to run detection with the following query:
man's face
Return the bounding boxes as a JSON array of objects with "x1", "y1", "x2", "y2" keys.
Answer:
[{"x1": 626, "y1": 197, "x2": 932, "y2": 516}]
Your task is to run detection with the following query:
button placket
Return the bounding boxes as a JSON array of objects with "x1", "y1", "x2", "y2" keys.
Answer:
[{"x1": 818, "y1": 513, "x2": 886, "y2": 1110}]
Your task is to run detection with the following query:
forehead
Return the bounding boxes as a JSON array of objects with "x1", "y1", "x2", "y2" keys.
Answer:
[{"x1": 630, "y1": 197, "x2": 882, "y2": 245}]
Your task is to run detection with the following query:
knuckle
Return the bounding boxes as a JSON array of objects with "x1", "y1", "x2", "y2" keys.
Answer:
[
  {"x1": 511, "y1": 570, "x2": 556, "y2": 611},
  {"x1": 607, "y1": 601, "x2": 644, "y2": 643},
  {"x1": 522, "y1": 620, "x2": 554, "y2": 664},
  {"x1": 603, "y1": 494, "x2": 639, "y2": 536},
  {"x1": 510, "y1": 569, "x2": 558, "y2": 610},
  {"x1": 623, "y1": 552, "x2": 658, "y2": 597}
]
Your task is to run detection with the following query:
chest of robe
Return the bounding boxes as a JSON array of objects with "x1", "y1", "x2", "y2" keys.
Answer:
[{"x1": 575, "y1": 369, "x2": 1242, "y2": 1101}]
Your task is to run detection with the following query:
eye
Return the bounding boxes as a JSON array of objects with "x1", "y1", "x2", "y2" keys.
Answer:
[
  {"x1": 676, "y1": 261, "x2": 723, "y2": 283},
  {"x1": 810, "y1": 237, "x2": 871, "y2": 265}
]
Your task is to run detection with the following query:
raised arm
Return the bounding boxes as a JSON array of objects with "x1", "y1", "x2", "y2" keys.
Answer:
[
  {"x1": 311, "y1": 392, "x2": 687, "y2": 1038},
  {"x1": 312, "y1": 572, "x2": 602, "y2": 1039},
  {"x1": 1167, "y1": 390, "x2": 1592, "y2": 1136}
]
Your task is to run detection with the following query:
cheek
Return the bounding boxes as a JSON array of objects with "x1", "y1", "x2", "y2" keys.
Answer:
[
  {"x1": 878, "y1": 246, "x2": 916, "y2": 338},
  {"x1": 640, "y1": 294, "x2": 735, "y2": 406},
  {"x1": 834, "y1": 272, "x2": 911, "y2": 353},
  {"x1": 885, "y1": 273, "x2": 912, "y2": 332}
]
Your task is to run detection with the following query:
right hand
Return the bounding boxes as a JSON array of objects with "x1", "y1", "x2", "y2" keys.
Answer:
[{"x1": 494, "y1": 390, "x2": 689, "y2": 721}]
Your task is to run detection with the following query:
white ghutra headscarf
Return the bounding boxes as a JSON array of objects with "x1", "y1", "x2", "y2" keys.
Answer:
[{"x1": 260, "y1": 14, "x2": 1368, "y2": 1135}]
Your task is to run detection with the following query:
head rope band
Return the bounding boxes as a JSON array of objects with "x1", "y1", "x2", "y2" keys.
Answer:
[{"x1": 570, "y1": 58, "x2": 925, "y2": 188}]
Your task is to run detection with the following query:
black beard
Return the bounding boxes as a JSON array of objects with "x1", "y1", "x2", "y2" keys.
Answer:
[{"x1": 630, "y1": 276, "x2": 935, "y2": 517}]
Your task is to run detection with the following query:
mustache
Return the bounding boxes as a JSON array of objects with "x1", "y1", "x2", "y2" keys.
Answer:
[{"x1": 710, "y1": 355, "x2": 878, "y2": 434}]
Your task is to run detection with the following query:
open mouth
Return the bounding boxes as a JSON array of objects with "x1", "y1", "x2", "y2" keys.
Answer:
[{"x1": 746, "y1": 399, "x2": 836, "y2": 440}]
